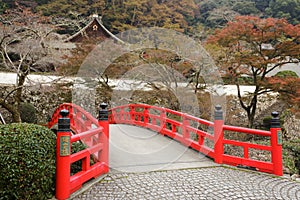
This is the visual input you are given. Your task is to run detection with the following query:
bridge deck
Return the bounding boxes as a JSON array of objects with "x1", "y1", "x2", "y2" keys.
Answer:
[{"x1": 109, "y1": 124, "x2": 217, "y2": 173}]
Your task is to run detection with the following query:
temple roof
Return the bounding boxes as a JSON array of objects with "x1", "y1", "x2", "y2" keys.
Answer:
[{"x1": 65, "y1": 14, "x2": 123, "y2": 43}]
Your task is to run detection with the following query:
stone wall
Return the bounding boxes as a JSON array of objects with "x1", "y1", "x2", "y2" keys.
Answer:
[
  {"x1": 283, "y1": 113, "x2": 300, "y2": 140},
  {"x1": 226, "y1": 93, "x2": 299, "y2": 139},
  {"x1": 226, "y1": 94, "x2": 281, "y2": 127}
]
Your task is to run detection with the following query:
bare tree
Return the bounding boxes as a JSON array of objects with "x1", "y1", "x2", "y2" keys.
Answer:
[{"x1": 0, "y1": 7, "x2": 59, "y2": 122}]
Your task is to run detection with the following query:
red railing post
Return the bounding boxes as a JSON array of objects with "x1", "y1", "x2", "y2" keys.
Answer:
[
  {"x1": 270, "y1": 111, "x2": 283, "y2": 176},
  {"x1": 120, "y1": 107, "x2": 124, "y2": 123},
  {"x1": 130, "y1": 105, "x2": 135, "y2": 124},
  {"x1": 182, "y1": 114, "x2": 190, "y2": 146},
  {"x1": 160, "y1": 108, "x2": 167, "y2": 135},
  {"x1": 144, "y1": 106, "x2": 149, "y2": 125},
  {"x1": 109, "y1": 108, "x2": 115, "y2": 124},
  {"x1": 98, "y1": 103, "x2": 110, "y2": 173},
  {"x1": 56, "y1": 110, "x2": 71, "y2": 200},
  {"x1": 214, "y1": 105, "x2": 224, "y2": 164}
]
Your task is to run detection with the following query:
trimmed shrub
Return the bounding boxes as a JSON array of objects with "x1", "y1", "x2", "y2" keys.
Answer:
[
  {"x1": 283, "y1": 139, "x2": 300, "y2": 174},
  {"x1": 19, "y1": 102, "x2": 37, "y2": 123},
  {"x1": 275, "y1": 70, "x2": 299, "y2": 78},
  {"x1": 0, "y1": 123, "x2": 56, "y2": 200},
  {"x1": 262, "y1": 116, "x2": 284, "y2": 131},
  {"x1": 263, "y1": 116, "x2": 272, "y2": 130},
  {"x1": 71, "y1": 141, "x2": 87, "y2": 175},
  {"x1": 71, "y1": 141, "x2": 95, "y2": 175}
]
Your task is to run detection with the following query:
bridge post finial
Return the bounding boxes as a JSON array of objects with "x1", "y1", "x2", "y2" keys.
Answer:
[
  {"x1": 58, "y1": 109, "x2": 70, "y2": 131},
  {"x1": 271, "y1": 111, "x2": 280, "y2": 128},
  {"x1": 214, "y1": 105, "x2": 223, "y2": 120},
  {"x1": 99, "y1": 103, "x2": 108, "y2": 121}
]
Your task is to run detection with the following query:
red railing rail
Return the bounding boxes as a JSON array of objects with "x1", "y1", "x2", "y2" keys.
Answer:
[
  {"x1": 48, "y1": 103, "x2": 109, "y2": 200},
  {"x1": 109, "y1": 103, "x2": 283, "y2": 176}
]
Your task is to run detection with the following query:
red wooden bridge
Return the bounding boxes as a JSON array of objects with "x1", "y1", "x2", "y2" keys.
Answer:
[{"x1": 48, "y1": 103, "x2": 283, "y2": 200}]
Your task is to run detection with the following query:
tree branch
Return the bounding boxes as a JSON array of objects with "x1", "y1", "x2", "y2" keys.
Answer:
[{"x1": 3, "y1": 86, "x2": 23, "y2": 102}]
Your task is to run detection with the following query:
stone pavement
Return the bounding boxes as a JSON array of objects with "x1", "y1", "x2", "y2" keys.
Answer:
[{"x1": 72, "y1": 166, "x2": 300, "y2": 200}]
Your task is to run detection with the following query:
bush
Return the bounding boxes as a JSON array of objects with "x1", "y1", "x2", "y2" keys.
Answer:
[
  {"x1": 283, "y1": 139, "x2": 300, "y2": 174},
  {"x1": 71, "y1": 141, "x2": 95, "y2": 175},
  {"x1": 0, "y1": 123, "x2": 56, "y2": 200},
  {"x1": 262, "y1": 116, "x2": 272, "y2": 130},
  {"x1": 262, "y1": 116, "x2": 284, "y2": 131},
  {"x1": 19, "y1": 103, "x2": 37, "y2": 123},
  {"x1": 275, "y1": 70, "x2": 299, "y2": 78}
]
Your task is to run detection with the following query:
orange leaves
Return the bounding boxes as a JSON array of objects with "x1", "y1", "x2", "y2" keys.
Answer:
[
  {"x1": 208, "y1": 16, "x2": 300, "y2": 47},
  {"x1": 207, "y1": 15, "x2": 300, "y2": 70},
  {"x1": 267, "y1": 76, "x2": 300, "y2": 107}
]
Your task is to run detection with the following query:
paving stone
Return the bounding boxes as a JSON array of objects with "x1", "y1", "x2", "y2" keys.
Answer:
[{"x1": 72, "y1": 167, "x2": 300, "y2": 200}]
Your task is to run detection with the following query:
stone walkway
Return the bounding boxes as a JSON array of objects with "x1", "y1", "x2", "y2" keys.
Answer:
[{"x1": 72, "y1": 166, "x2": 300, "y2": 200}]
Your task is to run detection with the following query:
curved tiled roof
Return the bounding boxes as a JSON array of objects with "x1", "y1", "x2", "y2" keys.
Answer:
[{"x1": 65, "y1": 15, "x2": 124, "y2": 44}]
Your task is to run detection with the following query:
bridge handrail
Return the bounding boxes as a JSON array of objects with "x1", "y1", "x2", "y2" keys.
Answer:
[
  {"x1": 223, "y1": 125, "x2": 271, "y2": 136},
  {"x1": 110, "y1": 103, "x2": 214, "y2": 126},
  {"x1": 109, "y1": 103, "x2": 282, "y2": 176},
  {"x1": 71, "y1": 127, "x2": 103, "y2": 143},
  {"x1": 48, "y1": 103, "x2": 99, "y2": 131}
]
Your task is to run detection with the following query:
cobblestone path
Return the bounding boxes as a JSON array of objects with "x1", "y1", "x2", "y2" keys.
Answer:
[{"x1": 72, "y1": 167, "x2": 300, "y2": 200}]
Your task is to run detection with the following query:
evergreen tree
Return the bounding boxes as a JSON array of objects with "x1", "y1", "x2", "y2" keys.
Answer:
[{"x1": 266, "y1": 0, "x2": 300, "y2": 25}]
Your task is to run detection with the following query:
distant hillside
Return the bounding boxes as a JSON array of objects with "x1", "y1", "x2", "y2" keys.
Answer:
[{"x1": 1, "y1": 0, "x2": 299, "y2": 36}]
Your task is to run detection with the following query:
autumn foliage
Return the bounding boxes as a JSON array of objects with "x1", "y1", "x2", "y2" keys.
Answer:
[
  {"x1": 267, "y1": 76, "x2": 300, "y2": 112},
  {"x1": 208, "y1": 16, "x2": 300, "y2": 73},
  {"x1": 207, "y1": 16, "x2": 300, "y2": 127}
]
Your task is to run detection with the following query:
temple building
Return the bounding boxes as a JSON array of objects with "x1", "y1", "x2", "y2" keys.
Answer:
[{"x1": 65, "y1": 14, "x2": 123, "y2": 44}]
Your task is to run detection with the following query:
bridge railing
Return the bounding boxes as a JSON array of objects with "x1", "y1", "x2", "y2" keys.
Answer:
[
  {"x1": 109, "y1": 104, "x2": 215, "y2": 157},
  {"x1": 221, "y1": 111, "x2": 282, "y2": 175},
  {"x1": 48, "y1": 103, "x2": 109, "y2": 200},
  {"x1": 109, "y1": 103, "x2": 282, "y2": 176}
]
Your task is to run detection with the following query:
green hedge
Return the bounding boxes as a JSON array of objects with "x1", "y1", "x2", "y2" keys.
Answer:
[
  {"x1": 283, "y1": 139, "x2": 300, "y2": 174},
  {"x1": 275, "y1": 70, "x2": 299, "y2": 78},
  {"x1": 0, "y1": 123, "x2": 56, "y2": 200},
  {"x1": 71, "y1": 141, "x2": 95, "y2": 175}
]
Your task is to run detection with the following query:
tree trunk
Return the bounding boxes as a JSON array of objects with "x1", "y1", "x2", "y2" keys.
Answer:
[
  {"x1": 236, "y1": 83, "x2": 258, "y2": 128},
  {"x1": 250, "y1": 96, "x2": 257, "y2": 128},
  {"x1": 194, "y1": 69, "x2": 201, "y2": 94},
  {"x1": 248, "y1": 110, "x2": 255, "y2": 128},
  {"x1": 11, "y1": 108, "x2": 21, "y2": 123},
  {"x1": 14, "y1": 67, "x2": 29, "y2": 120},
  {"x1": 16, "y1": 72, "x2": 26, "y2": 110},
  {"x1": 0, "y1": 68, "x2": 28, "y2": 123}
]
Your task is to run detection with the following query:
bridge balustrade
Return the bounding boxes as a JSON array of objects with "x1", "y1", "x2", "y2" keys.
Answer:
[
  {"x1": 48, "y1": 103, "x2": 109, "y2": 200},
  {"x1": 109, "y1": 104, "x2": 282, "y2": 176}
]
